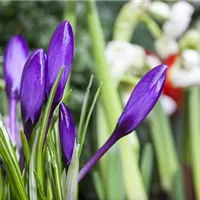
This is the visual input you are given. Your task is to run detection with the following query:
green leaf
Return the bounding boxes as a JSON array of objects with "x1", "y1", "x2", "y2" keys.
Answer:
[
  {"x1": 0, "y1": 115, "x2": 28, "y2": 200},
  {"x1": 78, "y1": 82, "x2": 102, "y2": 156},
  {"x1": 77, "y1": 75, "x2": 93, "y2": 144},
  {"x1": 92, "y1": 171, "x2": 105, "y2": 200},
  {"x1": 36, "y1": 67, "x2": 64, "y2": 189},
  {"x1": 47, "y1": 134, "x2": 63, "y2": 200},
  {"x1": 141, "y1": 143, "x2": 153, "y2": 195},
  {"x1": 61, "y1": 169, "x2": 67, "y2": 199},
  {"x1": 34, "y1": 171, "x2": 47, "y2": 200},
  {"x1": 150, "y1": 101, "x2": 185, "y2": 200},
  {"x1": 0, "y1": 166, "x2": 3, "y2": 200},
  {"x1": 29, "y1": 127, "x2": 40, "y2": 200},
  {"x1": 187, "y1": 87, "x2": 200, "y2": 200},
  {"x1": 66, "y1": 142, "x2": 79, "y2": 200},
  {"x1": 49, "y1": 89, "x2": 72, "y2": 132},
  {"x1": 20, "y1": 130, "x2": 30, "y2": 166}
]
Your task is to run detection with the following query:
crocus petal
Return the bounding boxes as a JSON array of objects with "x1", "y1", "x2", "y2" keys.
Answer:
[
  {"x1": 116, "y1": 64, "x2": 167, "y2": 136},
  {"x1": 4, "y1": 35, "x2": 29, "y2": 98},
  {"x1": 59, "y1": 103, "x2": 75, "y2": 164},
  {"x1": 46, "y1": 20, "x2": 74, "y2": 104},
  {"x1": 20, "y1": 49, "x2": 46, "y2": 124}
]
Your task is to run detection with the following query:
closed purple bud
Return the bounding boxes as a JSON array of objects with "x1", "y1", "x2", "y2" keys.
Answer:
[
  {"x1": 20, "y1": 49, "x2": 46, "y2": 125},
  {"x1": 116, "y1": 64, "x2": 167, "y2": 137},
  {"x1": 4, "y1": 35, "x2": 29, "y2": 99},
  {"x1": 59, "y1": 103, "x2": 75, "y2": 164},
  {"x1": 46, "y1": 20, "x2": 74, "y2": 104},
  {"x1": 78, "y1": 65, "x2": 167, "y2": 182}
]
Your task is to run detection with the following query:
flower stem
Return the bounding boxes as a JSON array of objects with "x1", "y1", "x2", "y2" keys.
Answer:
[
  {"x1": 78, "y1": 133, "x2": 118, "y2": 182},
  {"x1": 9, "y1": 97, "x2": 17, "y2": 144}
]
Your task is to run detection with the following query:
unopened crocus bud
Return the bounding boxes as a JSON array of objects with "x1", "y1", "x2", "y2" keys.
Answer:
[
  {"x1": 4, "y1": 35, "x2": 29, "y2": 99},
  {"x1": 59, "y1": 103, "x2": 75, "y2": 164},
  {"x1": 46, "y1": 20, "x2": 74, "y2": 105},
  {"x1": 78, "y1": 64, "x2": 167, "y2": 182},
  {"x1": 115, "y1": 64, "x2": 167, "y2": 136},
  {"x1": 20, "y1": 49, "x2": 46, "y2": 138}
]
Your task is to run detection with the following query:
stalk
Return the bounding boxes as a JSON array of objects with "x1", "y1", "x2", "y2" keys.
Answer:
[
  {"x1": 187, "y1": 87, "x2": 200, "y2": 200},
  {"x1": 85, "y1": 1, "x2": 147, "y2": 199}
]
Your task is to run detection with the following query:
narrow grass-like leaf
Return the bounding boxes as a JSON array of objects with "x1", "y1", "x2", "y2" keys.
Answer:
[
  {"x1": 141, "y1": 143, "x2": 153, "y2": 195},
  {"x1": 20, "y1": 130, "x2": 30, "y2": 166},
  {"x1": 29, "y1": 127, "x2": 40, "y2": 200},
  {"x1": 36, "y1": 67, "x2": 64, "y2": 188},
  {"x1": 92, "y1": 171, "x2": 105, "y2": 200},
  {"x1": 34, "y1": 171, "x2": 47, "y2": 200},
  {"x1": 2, "y1": 176, "x2": 9, "y2": 200},
  {"x1": 150, "y1": 101, "x2": 185, "y2": 200},
  {"x1": 66, "y1": 142, "x2": 79, "y2": 200},
  {"x1": 0, "y1": 117, "x2": 28, "y2": 200},
  {"x1": 78, "y1": 82, "x2": 102, "y2": 156},
  {"x1": 61, "y1": 169, "x2": 67, "y2": 198},
  {"x1": 50, "y1": 89, "x2": 72, "y2": 132},
  {"x1": 187, "y1": 87, "x2": 200, "y2": 200},
  {"x1": 0, "y1": 166, "x2": 3, "y2": 200},
  {"x1": 47, "y1": 134, "x2": 63, "y2": 200},
  {"x1": 77, "y1": 75, "x2": 93, "y2": 144},
  {"x1": 47, "y1": 178, "x2": 54, "y2": 200},
  {"x1": 46, "y1": 147, "x2": 56, "y2": 199}
]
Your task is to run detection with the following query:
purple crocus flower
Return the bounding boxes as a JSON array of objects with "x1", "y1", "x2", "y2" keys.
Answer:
[
  {"x1": 59, "y1": 103, "x2": 76, "y2": 164},
  {"x1": 78, "y1": 64, "x2": 167, "y2": 182},
  {"x1": 20, "y1": 49, "x2": 46, "y2": 139},
  {"x1": 46, "y1": 20, "x2": 74, "y2": 105},
  {"x1": 3, "y1": 35, "x2": 29, "y2": 143},
  {"x1": 4, "y1": 35, "x2": 29, "y2": 99}
]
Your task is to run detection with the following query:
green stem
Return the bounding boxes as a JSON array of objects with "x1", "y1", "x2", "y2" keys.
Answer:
[
  {"x1": 150, "y1": 102, "x2": 185, "y2": 200},
  {"x1": 188, "y1": 87, "x2": 200, "y2": 200}
]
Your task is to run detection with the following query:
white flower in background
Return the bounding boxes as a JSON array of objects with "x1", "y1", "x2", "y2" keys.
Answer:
[
  {"x1": 155, "y1": 36, "x2": 179, "y2": 60},
  {"x1": 180, "y1": 29, "x2": 200, "y2": 51},
  {"x1": 182, "y1": 49, "x2": 200, "y2": 70},
  {"x1": 163, "y1": 1, "x2": 194, "y2": 38},
  {"x1": 105, "y1": 40, "x2": 145, "y2": 84},
  {"x1": 146, "y1": 53, "x2": 162, "y2": 69},
  {"x1": 170, "y1": 50, "x2": 200, "y2": 88},
  {"x1": 160, "y1": 95, "x2": 177, "y2": 116},
  {"x1": 148, "y1": 1, "x2": 170, "y2": 21}
]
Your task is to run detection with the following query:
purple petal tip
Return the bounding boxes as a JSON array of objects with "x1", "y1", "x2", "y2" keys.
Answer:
[
  {"x1": 46, "y1": 20, "x2": 74, "y2": 104},
  {"x1": 20, "y1": 48, "x2": 46, "y2": 125},
  {"x1": 116, "y1": 64, "x2": 167, "y2": 136},
  {"x1": 59, "y1": 103, "x2": 75, "y2": 164}
]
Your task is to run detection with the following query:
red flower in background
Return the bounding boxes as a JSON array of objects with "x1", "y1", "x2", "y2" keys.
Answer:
[
  {"x1": 163, "y1": 53, "x2": 183, "y2": 110},
  {"x1": 146, "y1": 50, "x2": 183, "y2": 112}
]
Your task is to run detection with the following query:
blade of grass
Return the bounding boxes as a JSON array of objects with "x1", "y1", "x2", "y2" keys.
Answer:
[
  {"x1": 36, "y1": 67, "x2": 64, "y2": 188},
  {"x1": 66, "y1": 142, "x2": 79, "y2": 200},
  {"x1": 141, "y1": 143, "x2": 153, "y2": 195},
  {"x1": 77, "y1": 75, "x2": 93, "y2": 144},
  {"x1": 78, "y1": 82, "x2": 102, "y2": 156},
  {"x1": 188, "y1": 87, "x2": 200, "y2": 200},
  {"x1": 20, "y1": 130, "x2": 30, "y2": 166}
]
